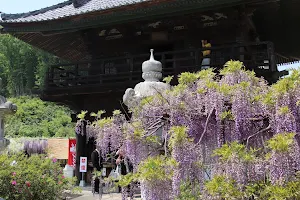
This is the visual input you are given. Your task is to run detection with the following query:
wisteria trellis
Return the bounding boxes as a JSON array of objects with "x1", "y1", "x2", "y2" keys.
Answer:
[{"x1": 76, "y1": 61, "x2": 300, "y2": 199}]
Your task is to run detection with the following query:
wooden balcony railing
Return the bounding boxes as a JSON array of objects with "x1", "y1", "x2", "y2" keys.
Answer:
[{"x1": 44, "y1": 42, "x2": 276, "y2": 95}]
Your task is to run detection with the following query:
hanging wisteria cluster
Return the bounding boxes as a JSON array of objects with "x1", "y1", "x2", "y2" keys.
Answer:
[
  {"x1": 23, "y1": 139, "x2": 48, "y2": 155},
  {"x1": 75, "y1": 110, "x2": 127, "y2": 159},
  {"x1": 76, "y1": 61, "x2": 300, "y2": 199},
  {"x1": 6, "y1": 138, "x2": 48, "y2": 155}
]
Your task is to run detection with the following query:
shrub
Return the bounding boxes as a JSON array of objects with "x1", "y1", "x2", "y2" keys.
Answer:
[
  {"x1": 0, "y1": 153, "x2": 77, "y2": 200},
  {"x1": 6, "y1": 96, "x2": 74, "y2": 138}
]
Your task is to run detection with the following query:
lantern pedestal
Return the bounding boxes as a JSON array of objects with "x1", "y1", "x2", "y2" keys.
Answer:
[
  {"x1": 0, "y1": 86, "x2": 17, "y2": 151},
  {"x1": 63, "y1": 164, "x2": 75, "y2": 178}
]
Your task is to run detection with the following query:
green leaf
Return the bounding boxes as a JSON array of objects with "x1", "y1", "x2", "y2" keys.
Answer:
[
  {"x1": 267, "y1": 132, "x2": 295, "y2": 153},
  {"x1": 77, "y1": 110, "x2": 88, "y2": 120},
  {"x1": 178, "y1": 72, "x2": 198, "y2": 85},
  {"x1": 168, "y1": 126, "x2": 190, "y2": 149},
  {"x1": 278, "y1": 106, "x2": 290, "y2": 115},
  {"x1": 220, "y1": 60, "x2": 245, "y2": 75},
  {"x1": 163, "y1": 75, "x2": 173, "y2": 84}
]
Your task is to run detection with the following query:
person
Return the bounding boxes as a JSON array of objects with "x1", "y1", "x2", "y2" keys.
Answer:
[
  {"x1": 91, "y1": 148, "x2": 103, "y2": 171},
  {"x1": 91, "y1": 148, "x2": 103, "y2": 193},
  {"x1": 201, "y1": 40, "x2": 211, "y2": 70},
  {"x1": 115, "y1": 148, "x2": 134, "y2": 199},
  {"x1": 116, "y1": 149, "x2": 133, "y2": 177}
]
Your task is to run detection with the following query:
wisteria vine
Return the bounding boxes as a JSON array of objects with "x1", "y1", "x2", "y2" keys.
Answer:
[{"x1": 76, "y1": 61, "x2": 300, "y2": 199}]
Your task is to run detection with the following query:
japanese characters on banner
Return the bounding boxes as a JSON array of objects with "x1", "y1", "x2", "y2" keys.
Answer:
[
  {"x1": 68, "y1": 139, "x2": 76, "y2": 168},
  {"x1": 79, "y1": 157, "x2": 87, "y2": 173}
]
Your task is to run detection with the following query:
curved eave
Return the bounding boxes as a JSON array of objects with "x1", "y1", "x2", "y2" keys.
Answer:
[
  {"x1": 1, "y1": 0, "x2": 269, "y2": 33},
  {"x1": 1, "y1": 0, "x2": 72, "y2": 21}
]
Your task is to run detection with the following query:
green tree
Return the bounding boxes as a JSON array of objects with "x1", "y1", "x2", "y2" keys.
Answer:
[{"x1": 0, "y1": 34, "x2": 59, "y2": 96}]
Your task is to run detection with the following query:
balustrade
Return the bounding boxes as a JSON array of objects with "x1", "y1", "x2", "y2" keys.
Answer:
[{"x1": 45, "y1": 42, "x2": 275, "y2": 94}]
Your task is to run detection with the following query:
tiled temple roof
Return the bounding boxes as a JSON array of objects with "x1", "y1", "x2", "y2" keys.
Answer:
[
  {"x1": 0, "y1": 0, "x2": 261, "y2": 23},
  {"x1": 1, "y1": 0, "x2": 157, "y2": 23}
]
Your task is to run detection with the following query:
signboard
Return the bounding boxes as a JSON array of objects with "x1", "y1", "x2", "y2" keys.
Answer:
[
  {"x1": 79, "y1": 157, "x2": 87, "y2": 173},
  {"x1": 67, "y1": 139, "x2": 76, "y2": 168},
  {"x1": 48, "y1": 139, "x2": 69, "y2": 159}
]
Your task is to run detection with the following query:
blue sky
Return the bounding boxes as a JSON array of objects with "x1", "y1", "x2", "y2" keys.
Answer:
[{"x1": 0, "y1": 0, "x2": 65, "y2": 14}]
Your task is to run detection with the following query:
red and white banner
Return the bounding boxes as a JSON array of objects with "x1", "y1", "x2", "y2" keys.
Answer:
[{"x1": 68, "y1": 139, "x2": 76, "y2": 168}]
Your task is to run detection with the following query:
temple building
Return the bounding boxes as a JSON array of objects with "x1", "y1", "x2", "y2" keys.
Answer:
[
  {"x1": 1, "y1": 0, "x2": 298, "y2": 112},
  {"x1": 1, "y1": 0, "x2": 299, "y2": 184}
]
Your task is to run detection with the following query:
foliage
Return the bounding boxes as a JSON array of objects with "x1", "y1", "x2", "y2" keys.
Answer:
[
  {"x1": 76, "y1": 61, "x2": 300, "y2": 199},
  {"x1": 76, "y1": 110, "x2": 88, "y2": 120},
  {"x1": 118, "y1": 173, "x2": 137, "y2": 187},
  {"x1": 0, "y1": 153, "x2": 77, "y2": 200},
  {"x1": 5, "y1": 96, "x2": 74, "y2": 138},
  {"x1": 220, "y1": 110, "x2": 234, "y2": 120},
  {"x1": 220, "y1": 60, "x2": 245, "y2": 75},
  {"x1": 0, "y1": 34, "x2": 59, "y2": 97},
  {"x1": 163, "y1": 76, "x2": 174, "y2": 84},
  {"x1": 175, "y1": 180, "x2": 201, "y2": 200},
  {"x1": 116, "y1": 156, "x2": 176, "y2": 186},
  {"x1": 168, "y1": 126, "x2": 190, "y2": 149},
  {"x1": 267, "y1": 132, "x2": 295, "y2": 153},
  {"x1": 204, "y1": 176, "x2": 242, "y2": 199},
  {"x1": 137, "y1": 156, "x2": 176, "y2": 183},
  {"x1": 213, "y1": 141, "x2": 256, "y2": 162},
  {"x1": 178, "y1": 72, "x2": 198, "y2": 85},
  {"x1": 259, "y1": 183, "x2": 298, "y2": 200}
]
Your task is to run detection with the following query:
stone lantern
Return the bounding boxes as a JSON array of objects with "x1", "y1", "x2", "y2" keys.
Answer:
[
  {"x1": 123, "y1": 49, "x2": 170, "y2": 107},
  {"x1": 123, "y1": 49, "x2": 170, "y2": 145},
  {"x1": 0, "y1": 79, "x2": 17, "y2": 151},
  {"x1": 122, "y1": 49, "x2": 170, "y2": 200}
]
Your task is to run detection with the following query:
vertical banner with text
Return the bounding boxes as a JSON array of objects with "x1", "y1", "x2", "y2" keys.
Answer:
[
  {"x1": 79, "y1": 157, "x2": 87, "y2": 172},
  {"x1": 68, "y1": 139, "x2": 76, "y2": 168}
]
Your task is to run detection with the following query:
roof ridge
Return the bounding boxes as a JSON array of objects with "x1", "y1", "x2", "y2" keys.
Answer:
[{"x1": 2, "y1": 0, "x2": 72, "y2": 20}]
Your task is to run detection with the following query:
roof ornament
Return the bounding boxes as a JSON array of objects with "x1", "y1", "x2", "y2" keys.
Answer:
[
  {"x1": 73, "y1": 0, "x2": 91, "y2": 8},
  {"x1": 123, "y1": 49, "x2": 170, "y2": 107}
]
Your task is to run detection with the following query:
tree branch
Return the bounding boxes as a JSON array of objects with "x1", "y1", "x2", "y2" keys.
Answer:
[
  {"x1": 146, "y1": 119, "x2": 164, "y2": 130},
  {"x1": 197, "y1": 109, "x2": 214, "y2": 145},
  {"x1": 119, "y1": 101, "x2": 131, "y2": 120},
  {"x1": 247, "y1": 117, "x2": 266, "y2": 121},
  {"x1": 246, "y1": 124, "x2": 271, "y2": 148},
  {"x1": 164, "y1": 130, "x2": 169, "y2": 157},
  {"x1": 152, "y1": 86, "x2": 170, "y2": 105}
]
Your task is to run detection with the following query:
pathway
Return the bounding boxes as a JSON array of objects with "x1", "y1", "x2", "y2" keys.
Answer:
[{"x1": 68, "y1": 187, "x2": 141, "y2": 200}]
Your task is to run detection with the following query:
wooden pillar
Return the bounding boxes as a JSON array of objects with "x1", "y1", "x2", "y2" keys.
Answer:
[
  {"x1": 75, "y1": 121, "x2": 87, "y2": 185},
  {"x1": 267, "y1": 42, "x2": 276, "y2": 72}
]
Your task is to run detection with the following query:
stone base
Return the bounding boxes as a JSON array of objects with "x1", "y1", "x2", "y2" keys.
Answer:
[
  {"x1": 63, "y1": 164, "x2": 75, "y2": 178},
  {"x1": 134, "y1": 81, "x2": 170, "y2": 97}
]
